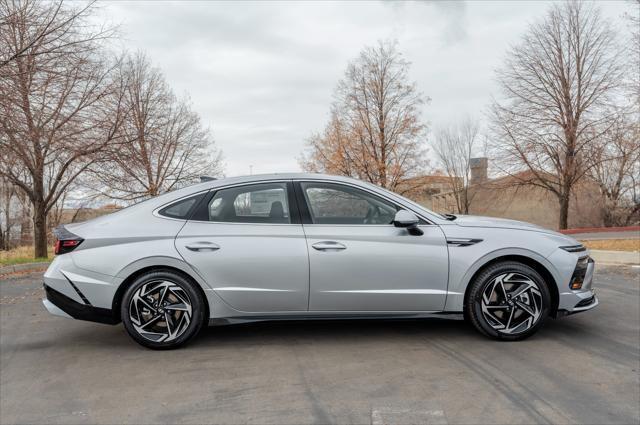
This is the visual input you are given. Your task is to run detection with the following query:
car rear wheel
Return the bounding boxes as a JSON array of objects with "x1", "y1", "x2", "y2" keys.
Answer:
[
  {"x1": 121, "y1": 270, "x2": 206, "y2": 349},
  {"x1": 466, "y1": 261, "x2": 550, "y2": 341}
]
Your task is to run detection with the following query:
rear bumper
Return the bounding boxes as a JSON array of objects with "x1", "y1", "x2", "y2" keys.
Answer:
[{"x1": 43, "y1": 284, "x2": 119, "y2": 325}]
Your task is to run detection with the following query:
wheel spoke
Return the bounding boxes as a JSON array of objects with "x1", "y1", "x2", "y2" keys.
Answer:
[
  {"x1": 498, "y1": 275, "x2": 509, "y2": 300},
  {"x1": 133, "y1": 294, "x2": 156, "y2": 313},
  {"x1": 164, "y1": 302, "x2": 189, "y2": 311},
  {"x1": 164, "y1": 312, "x2": 175, "y2": 338},
  {"x1": 158, "y1": 284, "x2": 169, "y2": 305},
  {"x1": 515, "y1": 300, "x2": 535, "y2": 317},
  {"x1": 510, "y1": 282, "x2": 534, "y2": 299},
  {"x1": 505, "y1": 308, "x2": 515, "y2": 332}
]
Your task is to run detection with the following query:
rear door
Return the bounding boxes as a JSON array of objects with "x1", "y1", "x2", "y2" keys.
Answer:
[
  {"x1": 296, "y1": 181, "x2": 449, "y2": 312},
  {"x1": 175, "y1": 181, "x2": 309, "y2": 312}
]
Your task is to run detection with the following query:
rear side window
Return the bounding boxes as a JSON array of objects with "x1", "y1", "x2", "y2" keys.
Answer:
[
  {"x1": 158, "y1": 194, "x2": 202, "y2": 219},
  {"x1": 204, "y1": 183, "x2": 291, "y2": 224}
]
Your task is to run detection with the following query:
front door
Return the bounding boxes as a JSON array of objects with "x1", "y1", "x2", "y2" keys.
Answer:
[
  {"x1": 175, "y1": 181, "x2": 309, "y2": 312},
  {"x1": 297, "y1": 181, "x2": 449, "y2": 312}
]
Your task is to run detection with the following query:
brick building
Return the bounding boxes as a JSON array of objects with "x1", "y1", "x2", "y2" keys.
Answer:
[{"x1": 413, "y1": 158, "x2": 604, "y2": 230}]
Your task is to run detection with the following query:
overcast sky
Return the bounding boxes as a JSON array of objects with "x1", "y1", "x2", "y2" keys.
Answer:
[{"x1": 99, "y1": 0, "x2": 634, "y2": 177}]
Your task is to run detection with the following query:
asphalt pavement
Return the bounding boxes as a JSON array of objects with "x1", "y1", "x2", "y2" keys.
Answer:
[{"x1": 1, "y1": 266, "x2": 639, "y2": 424}]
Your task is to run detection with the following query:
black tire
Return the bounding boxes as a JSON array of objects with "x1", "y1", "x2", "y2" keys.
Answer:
[
  {"x1": 121, "y1": 269, "x2": 206, "y2": 349},
  {"x1": 465, "y1": 261, "x2": 551, "y2": 341}
]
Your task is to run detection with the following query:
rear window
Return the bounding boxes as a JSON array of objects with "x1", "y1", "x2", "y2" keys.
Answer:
[{"x1": 158, "y1": 194, "x2": 203, "y2": 219}]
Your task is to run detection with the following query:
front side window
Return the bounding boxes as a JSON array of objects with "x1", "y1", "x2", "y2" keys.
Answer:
[
  {"x1": 206, "y1": 183, "x2": 291, "y2": 224},
  {"x1": 301, "y1": 182, "x2": 398, "y2": 225}
]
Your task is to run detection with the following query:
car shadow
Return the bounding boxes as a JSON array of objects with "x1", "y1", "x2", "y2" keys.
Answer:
[
  {"x1": 193, "y1": 317, "x2": 480, "y2": 348},
  {"x1": 25, "y1": 313, "x2": 614, "y2": 353}
]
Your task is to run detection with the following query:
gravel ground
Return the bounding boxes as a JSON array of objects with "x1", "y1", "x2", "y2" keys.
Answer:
[{"x1": 1, "y1": 266, "x2": 638, "y2": 425}]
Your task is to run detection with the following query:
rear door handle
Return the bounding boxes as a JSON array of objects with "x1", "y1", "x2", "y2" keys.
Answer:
[
  {"x1": 312, "y1": 241, "x2": 346, "y2": 251},
  {"x1": 185, "y1": 242, "x2": 220, "y2": 252}
]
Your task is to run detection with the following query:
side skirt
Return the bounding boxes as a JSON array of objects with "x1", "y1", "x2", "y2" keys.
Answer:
[{"x1": 209, "y1": 312, "x2": 464, "y2": 326}]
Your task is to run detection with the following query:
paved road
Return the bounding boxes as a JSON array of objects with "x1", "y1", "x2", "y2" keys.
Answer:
[
  {"x1": 572, "y1": 230, "x2": 640, "y2": 241},
  {"x1": 1, "y1": 267, "x2": 639, "y2": 425}
]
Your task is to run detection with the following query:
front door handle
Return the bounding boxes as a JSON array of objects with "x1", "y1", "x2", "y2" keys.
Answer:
[
  {"x1": 185, "y1": 242, "x2": 220, "y2": 252},
  {"x1": 312, "y1": 241, "x2": 347, "y2": 251}
]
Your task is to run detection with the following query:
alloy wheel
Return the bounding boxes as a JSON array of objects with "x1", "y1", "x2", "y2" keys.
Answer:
[
  {"x1": 480, "y1": 272, "x2": 543, "y2": 335},
  {"x1": 129, "y1": 281, "x2": 193, "y2": 342}
]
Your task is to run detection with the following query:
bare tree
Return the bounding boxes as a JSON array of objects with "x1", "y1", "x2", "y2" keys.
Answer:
[
  {"x1": 588, "y1": 111, "x2": 640, "y2": 225},
  {"x1": 624, "y1": 0, "x2": 640, "y2": 107},
  {"x1": 301, "y1": 40, "x2": 428, "y2": 193},
  {"x1": 490, "y1": 1, "x2": 624, "y2": 229},
  {"x1": 87, "y1": 52, "x2": 223, "y2": 202},
  {"x1": 584, "y1": 1, "x2": 640, "y2": 226},
  {"x1": 0, "y1": 176, "x2": 18, "y2": 250},
  {"x1": 0, "y1": 0, "x2": 123, "y2": 258},
  {"x1": 0, "y1": 0, "x2": 114, "y2": 68},
  {"x1": 432, "y1": 117, "x2": 481, "y2": 214}
]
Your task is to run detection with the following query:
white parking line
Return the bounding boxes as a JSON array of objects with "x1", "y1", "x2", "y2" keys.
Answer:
[{"x1": 371, "y1": 407, "x2": 448, "y2": 425}]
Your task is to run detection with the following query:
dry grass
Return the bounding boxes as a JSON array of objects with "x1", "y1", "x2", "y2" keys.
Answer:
[
  {"x1": 0, "y1": 246, "x2": 52, "y2": 266},
  {"x1": 582, "y1": 239, "x2": 640, "y2": 252}
]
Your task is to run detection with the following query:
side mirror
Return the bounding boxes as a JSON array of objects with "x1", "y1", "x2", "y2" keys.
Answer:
[{"x1": 393, "y1": 210, "x2": 424, "y2": 236}]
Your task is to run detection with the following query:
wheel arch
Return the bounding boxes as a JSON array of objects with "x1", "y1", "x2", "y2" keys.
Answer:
[
  {"x1": 462, "y1": 254, "x2": 560, "y2": 317},
  {"x1": 111, "y1": 262, "x2": 210, "y2": 322}
]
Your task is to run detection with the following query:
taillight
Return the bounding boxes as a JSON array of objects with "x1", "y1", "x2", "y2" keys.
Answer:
[{"x1": 53, "y1": 225, "x2": 83, "y2": 255}]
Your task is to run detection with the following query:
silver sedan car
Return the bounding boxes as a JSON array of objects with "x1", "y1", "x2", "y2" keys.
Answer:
[{"x1": 43, "y1": 173, "x2": 598, "y2": 349}]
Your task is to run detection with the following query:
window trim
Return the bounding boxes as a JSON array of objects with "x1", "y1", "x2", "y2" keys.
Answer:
[
  {"x1": 187, "y1": 180, "x2": 301, "y2": 226},
  {"x1": 153, "y1": 178, "x2": 435, "y2": 226}
]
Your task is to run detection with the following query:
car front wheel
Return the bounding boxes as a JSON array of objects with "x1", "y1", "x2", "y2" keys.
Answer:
[
  {"x1": 466, "y1": 261, "x2": 551, "y2": 341},
  {"x1": 121, "y1": 270, "x2": 206, "y2": 349}
]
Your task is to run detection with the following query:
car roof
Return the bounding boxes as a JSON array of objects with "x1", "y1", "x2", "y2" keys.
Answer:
[{"x1": 191, "y1": 173, "x2": 363, "y2": 190}]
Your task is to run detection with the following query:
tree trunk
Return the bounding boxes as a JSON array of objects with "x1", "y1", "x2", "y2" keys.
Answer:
[
  {"x1": 558, "y1": 194, "x2": 570, "y2": 230},
  {"x1": 19, "y1": 192, "x2": 32, "y2": 245},
  {"x1": 602, "y1": 196, "x2": 616, "y2": 227},
  {"x1": 462, "y1": 189, "x2": 470, "y2": 215},
  {"x1": 33, "y1": 203, "x2": 48, "y2": 258}
]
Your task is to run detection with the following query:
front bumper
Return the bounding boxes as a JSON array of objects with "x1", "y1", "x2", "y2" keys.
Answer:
[
  {"x1": 565, "y1": 292, "x2": 599, "y2": 315},
  {"x1": 43, "y1": 284, "x2": 119, "y2": 325}
]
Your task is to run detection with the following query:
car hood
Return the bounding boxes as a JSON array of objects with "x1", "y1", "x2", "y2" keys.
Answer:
[
  {"x1": 452, "y1": 215, "x2": 556, "y2": 234},
  {"x1": 449, "y1": 214, "x2": 584, "y2": 249}
]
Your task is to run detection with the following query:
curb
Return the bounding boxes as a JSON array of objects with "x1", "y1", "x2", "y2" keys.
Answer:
[
  {"x1": 590, "y1": 250, "x2": 640, "y2": 266},
  {"x1": 0, "y1": 262, "x2": 50, "y2": 276}
]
